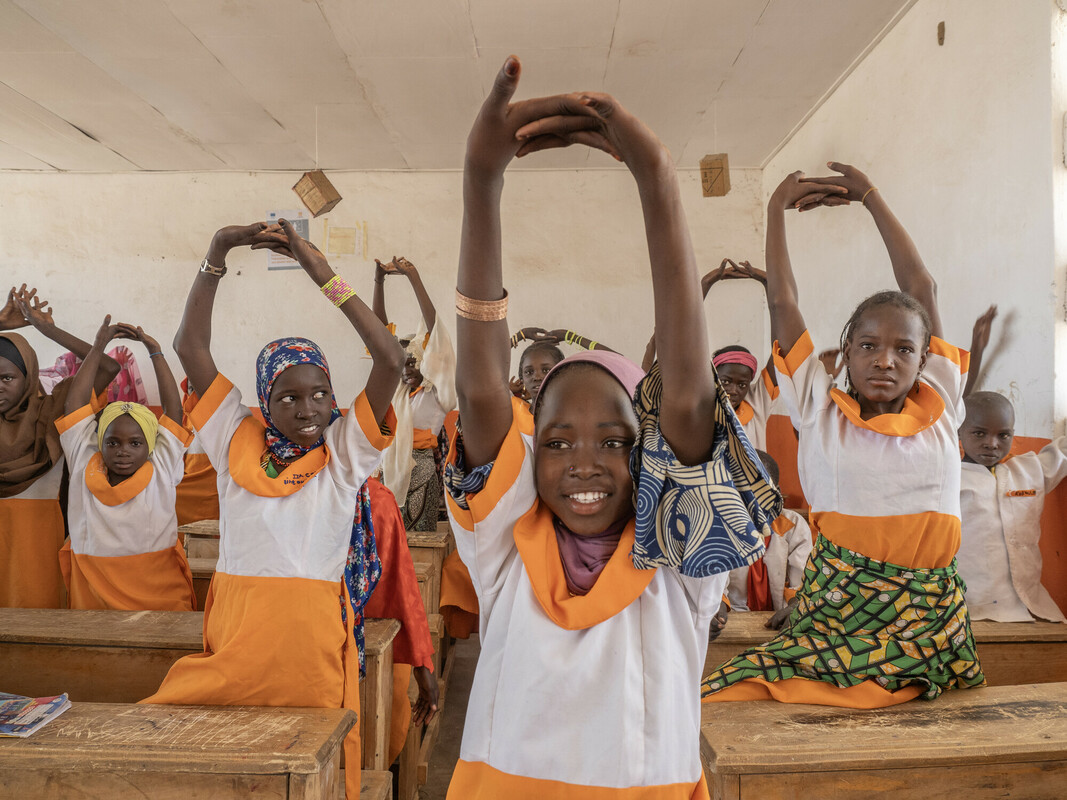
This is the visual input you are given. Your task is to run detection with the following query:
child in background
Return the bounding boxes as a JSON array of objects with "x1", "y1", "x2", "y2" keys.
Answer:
[
  {"x1": 957, "y1": 391, "x2": 1067, "y2": 622},
  {"x1": 444, "y1": 57, "x2": 779, "y2": 797},
  {"x1": 703, "y1": 163, "x2": 984, "y2": 708},
  {"x1": 724, "y1": 451, "x2": 812, "y2": 618},
  {"x1": 373, "y1": 256, "x2": 456, "y2": 531},
  {"x1": 143, "y1": 220, "x2": 403, "y2": 800},
  {"x1": 0, "y1": 285, "x2": 119, "y2": 608},
  {"x1": 57, "y1": 318, "x2": 195, "y2": 611}
]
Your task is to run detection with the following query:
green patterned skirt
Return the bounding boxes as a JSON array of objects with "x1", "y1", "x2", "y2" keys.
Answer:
[{"x1": 701, "y1": 534, "x2": 985, "y2": 701}]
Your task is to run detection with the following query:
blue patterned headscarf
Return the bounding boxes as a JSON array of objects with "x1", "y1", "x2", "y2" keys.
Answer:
[{"x1": 255, "y1": 337, "x2": 382, "y2": 678}]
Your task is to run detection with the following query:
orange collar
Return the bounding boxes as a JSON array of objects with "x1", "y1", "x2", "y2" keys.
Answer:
[
  {"x1": 735, "y1": 401, "x2": 754, "y2": 426},
  {"x1": 513, "y1": 501, "x2": 655, "y2": 631},
  {"x1": 228, "y1": 417, "x2": 330, "y2": 498},
  {"x1": 829, "y1": 383, "x2": 944, "y2": 437},
  {"x1": 85, "y1": 452, "x2": 153, "y2": 506},
  {"x1": 771, "y1": 514, "x2": 795, "y2": 537}
]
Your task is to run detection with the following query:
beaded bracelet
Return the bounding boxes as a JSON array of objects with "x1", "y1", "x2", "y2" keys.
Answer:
[
  {"x1": 321, "y1": 275, "x2": 357, "y2": 307},
  {"x1": 456, "y1": 289, "x2": 508, "y2": 322}
]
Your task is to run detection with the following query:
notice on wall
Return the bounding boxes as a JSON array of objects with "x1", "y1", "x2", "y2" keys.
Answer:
[{"x1": 265, "y1": 209, "x2": 310, "y2": 270}]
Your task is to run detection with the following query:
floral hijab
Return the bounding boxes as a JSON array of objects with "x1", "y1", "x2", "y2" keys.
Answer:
[{"x1": 255, "y1": 337, "x2": 382, "y2": 677}]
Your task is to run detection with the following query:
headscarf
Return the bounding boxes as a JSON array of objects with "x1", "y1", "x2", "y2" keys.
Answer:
[
  {"x1": 254, "y1": 337, "x2": 381, "y2": 676},
  {"x1": 0, "y1": 332, "x2": 67, "y2": 498},
  {"x1": 712, "y1": 349, "x2": 758, "y2": 374},
  {"x1": 0, "y1": 337, "x2": 26, "y2": 376},
  {"x1": 402, "y1": 333, "x2": 426, "y2": 373},
  {"x1": 97, "y1": 401, "x2": 159, "y2": 454},
  {"x1": 535, "y1": 350, "x2": 646, "y2": 414}
]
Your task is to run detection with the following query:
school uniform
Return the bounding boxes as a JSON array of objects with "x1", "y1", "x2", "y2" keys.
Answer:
[
  {"x1": 958, "y1": 448, "x2": 1067, "y2": 622},
  {"x1": 725, "y1": 509, "x2": 812, "y2": 612},
  {"x1": 445, "y1": 397, "x2": 736, "y2": 799},
  {"x1": 734, "y1": 367, "x2": 778, "y2": 451},
  {"x1": 56, "y1": 403, "x2": 195, "y2": 611},
  {"x1": 0, "y1": 460, "x2": 65, "y2": 608},
  {"x1": 142, "y1": 373, "x2": 394, "y2": 800},
  {"x1": 703, "y1": 331, "x2": 984, "y2": 708}
]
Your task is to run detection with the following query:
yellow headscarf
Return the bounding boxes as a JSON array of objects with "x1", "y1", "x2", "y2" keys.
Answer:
[{"x1": 97, "y1": 402, "x2": 159, "y2": 454}]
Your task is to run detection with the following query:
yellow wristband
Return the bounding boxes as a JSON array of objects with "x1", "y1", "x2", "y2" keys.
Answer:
[{"x1": 321, "y1": 275, "x2": 357, "y2": 307}]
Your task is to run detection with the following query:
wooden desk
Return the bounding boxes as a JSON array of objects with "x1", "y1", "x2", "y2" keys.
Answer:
[
  {"x1": 187, "y1": 556, "x2": 215, "y2": 609},
  {"x1": 178, "y1": 519, "x2": 220, "y2": 559},
  {"x1": 405, "y1": 524, "x2": 452, "y2": 618},
  {"x1": 0, "y1": 702, "x2": 354, "y2": 799},
  {"x1": 700, "y1": 682, "x2": 1067, "y2": 799},
  {"x1": 705, "y1": 611, "x2": 1067, "y2": 686},
  {"x1": 0, "y1": 609, "x2": 399, "y2": 773},
  {"x1": 0, "y1": 608, "x2": 203, "y2": 703}
]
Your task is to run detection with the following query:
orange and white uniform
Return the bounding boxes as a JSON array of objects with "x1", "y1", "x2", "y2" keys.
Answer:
[
  {"x1": 142, "y1": 374, "x2": 394, "y2": 800},
  {"x1": 56, "y1": 403, "x2": 195, "y2": 611},
  {"x1": 958, "y1": 444, "x2": 1067, "y2": 622},
  {"x1": 444, "y1": 398, "x2": 723, "y2": 800},
  {"x1": 734, "y1": 367, "x2": 778, "y2": 451},
  {"x1": 0, "y1": 461, "x2": 65, "y2": 609},
  {"x1": 725, "y1": 508, "x2": 812, "y2": 612}
]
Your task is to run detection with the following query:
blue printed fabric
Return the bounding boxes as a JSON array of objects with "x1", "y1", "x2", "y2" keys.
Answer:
[
  {"x1": 442, "y1": 421, "x2": 494, "y2": 510},
  {"x1": 341, "y1": 482, "x2": 382, "y2": 678},
  {"x1": 630, "y1": 362, "x2": 782, "y2": 577}
]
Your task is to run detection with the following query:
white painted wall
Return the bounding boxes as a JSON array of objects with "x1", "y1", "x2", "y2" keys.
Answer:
[
  {"x1": 1052, "y1": 1, "x2": 1067, "y2": 438},
  {"x1": 0, "y1": 167, "x2": 768, "y2": 405},
  {"x1": 763, "y1": 0, "x2": 1057, "y2": 436}
]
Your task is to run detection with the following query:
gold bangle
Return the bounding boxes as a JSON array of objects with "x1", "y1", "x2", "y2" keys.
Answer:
[
  {"x1": 861, "y1": 186, "x2": 878, "y2": 205},
  {"x1": 456, "y1": 288, "x2": 508, "y2": 322}
]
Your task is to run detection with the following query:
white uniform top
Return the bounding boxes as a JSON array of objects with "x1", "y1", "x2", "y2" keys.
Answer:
[
  {"x1": 958, "y1": 447, "x2": 1067, "y2": 623},
  {"x1": 447, "y1": 416, "x2": 726, "y2": 790},
  {"x1": 736, "y1": 367, "x2": 778, "y2": 452},
  {"x1": 410, "y1": 386, "x2": 447, "y2": 436},
  {"x1": 192, "y1": 375, "x2": 390, "y2": 583},
  {"x1": 775, "y1": 331, "x2": 966, "y2": 569},
  {"x1": 60, "y1": 405, "x2": 189, "y2": 557},
  {"x1": 726, "y1": 508, "x2": 812, "y2": 612}
]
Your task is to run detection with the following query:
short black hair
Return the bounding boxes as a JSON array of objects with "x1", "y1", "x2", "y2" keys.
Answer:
[
  {"x1": 755, "y1": 449, "x2": 779, "y2": 486},
  {"x1": 963, "y1": 391, "x2": 1014, "y2": 423},
  {"x1": 840, "y1": 290, "x2": 932, "y2": 352},
  {"x1": 520, "y1": 341, "x2": 565, "y2": 374}
]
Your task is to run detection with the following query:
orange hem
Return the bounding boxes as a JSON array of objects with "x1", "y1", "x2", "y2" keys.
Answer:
[
  {"x1": 188, "y1": 374, "x2": 234, "y2": 431},
  {"x1": 702, "y1": 676, "x2": 924, "y2": 709},
  {"x1": 54, "y1": 402, "x2": 96, "y2": 435},
  {"x1": 353, "y1": 391, "x2": 396, "y2": 450},
  {"x1": 928, "y1": 336, "x2": 968, "y2": 373},
  {"x1": 773, "y1": 331, "x2": 813, "y2": 378},
  {"x1": 448, "y1": 760, "x2": 710, "y2": 800},
  {"x1": 159, "y1": 414, "x2": 194, "y2": 446},
  {"x1": 811, "y1": 510, "x2": 960, "y2": 569},
  {"x1": 761, "y1": 367, "x2": 779, "y2": 401}
]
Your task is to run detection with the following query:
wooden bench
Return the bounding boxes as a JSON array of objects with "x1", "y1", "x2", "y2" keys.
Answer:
[
  {"x1": 359, "y1": 770, "x2": 393, "y2": 799},
  {"x1": 704, "y1": 611, "x2": 1067, "y2": 686},
  {"x1": 0, "y1": 702, "x2": 354, "y2": 799},
  {"x1": 178, "y1": 519, "x2": 220, "y2": 559},
  {"x1": 700, "y1": 682, "x2": 1067, "y2": 799},
  {"x1": 0, "y1": 609, "x2": 399, "y2": 772}
]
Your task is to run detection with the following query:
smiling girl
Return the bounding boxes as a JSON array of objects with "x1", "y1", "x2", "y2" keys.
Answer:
[
  {"x1": 142, "y1": 221, "x2": 403, "y2": 800},
  {"x1": 443, "y1": 57, "x2": 780, "y2": 799},
  {"x1": 702, "y1": 163, "x2": 984, "y2": 708},
  {"x1": 56, "y1": 317, "x2": 195, "y2": 611}
]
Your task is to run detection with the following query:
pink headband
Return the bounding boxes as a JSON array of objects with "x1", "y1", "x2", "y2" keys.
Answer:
[
  {"x1": 712, "y1": 351, "x2": 758, "y2": 374},
  {"x1": 536, "y1": 350, "x2": 645, "y2": 408}
]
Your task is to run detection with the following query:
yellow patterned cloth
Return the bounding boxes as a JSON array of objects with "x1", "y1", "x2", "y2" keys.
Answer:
[{"x1": 701, "y1": 534, "x2": 985, "y2": 700}]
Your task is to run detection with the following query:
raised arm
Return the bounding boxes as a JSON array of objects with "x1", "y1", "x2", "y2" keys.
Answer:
[
  {"x1": 372, "y1": 259, "x2": 390, "y2": 326},
  {"x1": 65, "y1": 316, "x2": 121, "y2": 414},
  {"x1": 270, "y1": 219, "x2": 403, "y2": 424},
  {"x1": 546, "y1": 329, "x2": 617, "y2": 353},
  {"x1": 395, "y1": 258, "x2": 437, "y2": 333},
  {"x1": 116, "y1": 324, "x2": 182, "y2": 422},
  {"x1": 801, "y1": 162, "x2": 942, "y2": 340},
  {"x1": 174, "y1": 224, "x2": 283, "y2": 395},
  {"x1": 14, "y1": 287, "x2": 119, "y2": 396},
  {"x1": 964, "y1": 305, "x2": 998, "y2": 397}
]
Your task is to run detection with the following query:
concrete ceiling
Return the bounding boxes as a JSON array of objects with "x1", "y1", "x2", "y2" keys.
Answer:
[{"x1": 0, "y1": 0, "x2": 915, "y2": 172}]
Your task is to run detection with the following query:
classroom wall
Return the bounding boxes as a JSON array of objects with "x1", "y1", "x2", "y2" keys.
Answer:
[
  {"x1": 762, "y1": 0, "x2": 1057, "y2": 437},
  {"x1": 0, "y1": 167, "x2": 767, "y2": 404}
]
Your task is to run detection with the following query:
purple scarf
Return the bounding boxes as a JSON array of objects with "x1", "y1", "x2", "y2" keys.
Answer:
[{"x1": 554, "y1": 516, "x2": 629, "y2": 595}]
